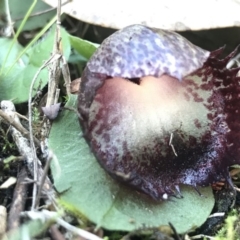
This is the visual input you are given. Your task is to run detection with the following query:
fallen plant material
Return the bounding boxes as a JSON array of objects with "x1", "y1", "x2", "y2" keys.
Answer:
[
  {"x1": 21, "y1": 210, "x2": 103, "y2": 240},
  {"x1": 0, "y1": 109, "x2": 40, "y2": 147},
  {"x1": 7, "y1": 167, "x2": 28, "y2": 230},
  {"x1": 0, "y1": 177, "x2": 16, "y2": 189},
  {"x1": 1, "y1": 100, "x2": 56, "y2": 209},
  {"x1": 70, "y1": 78, "x2": 81, "y2": 94},
  {"x1": 49, "y1": 224, "x2": 66, "y2": 240},
  {"x1": 78, "y1": 24, "x2": 240, "y2": 201},
  {"x1": 0, "y1": 205, "x2": 7, "y2": 237},
  {"x1": 194, "y1": 187, "x2": 236, "y2": 236}
]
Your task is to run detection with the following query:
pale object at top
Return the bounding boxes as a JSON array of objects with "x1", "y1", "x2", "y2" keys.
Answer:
[{"x1": 42, "y1": 0, "x2": 240, "y2": 31}]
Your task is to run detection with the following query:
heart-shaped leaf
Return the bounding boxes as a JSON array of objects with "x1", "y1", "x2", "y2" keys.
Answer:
[{"x1": 49, "y1": 94, "x2": 215, "y2": 233}]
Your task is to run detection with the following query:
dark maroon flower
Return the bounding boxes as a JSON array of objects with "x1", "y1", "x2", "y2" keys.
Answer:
[{"x1": 78, "y1": 25, "x2": 240, "y2": 200}]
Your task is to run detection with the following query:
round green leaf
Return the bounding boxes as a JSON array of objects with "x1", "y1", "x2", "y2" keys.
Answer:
[{"x1": 49, "y1": 94, "x2": 215, "y2": 233}]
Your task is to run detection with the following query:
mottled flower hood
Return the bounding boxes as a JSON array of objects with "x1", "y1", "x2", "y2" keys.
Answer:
[{"x1": 78, "y1": 24, "x2": 240, "y2": 200}]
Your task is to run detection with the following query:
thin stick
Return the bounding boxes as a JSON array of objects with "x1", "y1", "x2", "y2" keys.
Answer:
[
  {"x1": 56, "y1": 217, "x2": 102, "y2": 240},
  {"x1": 41, "y1": 0, "x2": 63, "y2": 141},
  {"x1": 45, "y1": 0, "x2": 62, "y2": 107},
  {"x1": 0, "y1": 206, "x2": 7, "y2": 236},
  {"x1": 28, "y1": 60, "x2": 50, "y2": 211},
  {"x1": 28, "y1": 55, "x2": 61, "y2": 211},
  {"x1": 190, "y1": 234, "x2": 215, "y2": 240},
  {"x1": 3, "y1": 0, "x2": 14, "y2": 37},
  {"x1": 61, "y1": 54, "x2": 71, "y2": 95},
  {"x1": 2, "y1": 101, "x2": 56, "y2": 209},
  {"x1": 0, "y1": 109, "x2": 40, "y2": 147},
  {"x1": 168, "y1": 222, "x2": 181, "y2": 240},
  {"x1": 169, "y1": 133, "x2": 178, "y2": 156},
  {"x1": 7, "y1": 167, "x2": 28, "y2": 230},
  {"x1": 34, "y1": 152, "x2": 52, "y2": 209},
  {"x1": 22, "y1": 210, "x2": 103, "y2": 240},
  {"x1": 26, "y1": 57, "x2": 59, "y2": 211},
  {"x1": 54, "y1": 89, "x2": 60, "y2": 104},
  {"x1": 208, "y1": 212, "x2": 225, "y2": 218},
  {"x1": 49, "y1": 225, "x2": 66, "y2": 240}
]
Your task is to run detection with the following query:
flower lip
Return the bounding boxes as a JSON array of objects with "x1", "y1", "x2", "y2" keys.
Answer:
[
  {"x1": 78, "y1": 25, "x2": 210, "y2": 121},
  {"x1": 78, "y1": 25, "x2": 240, "y2": 200}
]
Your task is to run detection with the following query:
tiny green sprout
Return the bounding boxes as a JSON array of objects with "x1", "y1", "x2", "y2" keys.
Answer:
[
  {"x1": 32, "y1": 106, "x2": 41, "y2": 122},
  {"x1": 215, "y1": 210, "x2": 238, "y2": 240}
]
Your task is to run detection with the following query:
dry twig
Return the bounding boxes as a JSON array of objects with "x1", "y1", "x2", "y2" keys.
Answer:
[
  {"x1": 34, "y1": 152, "x2": 53, "y2": 209},
  {"x1": 7, "y1": 167, "x2": 28, "y2": 230},
  {"x1": 3, "y1": 0, "x2": 14, "y2": 37},
  {"x1": 26, "y1": 0, "x2": 63, "y2": 211},
  {"x1": 0, "y1": 206, "x2": 7, "y2": 236},
  {"x1": 27, "y1": 54, "x2": 61, "y2": 210},
  {"x1": 45, "y1": 0, "x2": 71, "y2": 107},
  {"x1": 45, "y1": 0, "x2": 62, "y2": 107},
  {"x1": 0, "y1": 109, "x2": 40, "y2": 147},
  {"x1": 22, "y1": 210, "x2": 103, "y2": 240},
  {"x1": 49, "y1": 225, "x2": 66, "y2": 240},
  {"x1": 1, "y1": 101, "x2": 56, "y2": 210}
]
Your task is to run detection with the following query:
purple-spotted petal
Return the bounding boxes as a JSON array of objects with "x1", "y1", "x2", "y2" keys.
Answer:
[
  {"x1": 88, "y1": 25, "x2": 209, "y2": 79},
  {"x1": 78, "y1": 25, "x2": 210, "y2": 120},
  {"x1": 78, "y1": 24, "x2": 240, "y2": 200}
]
